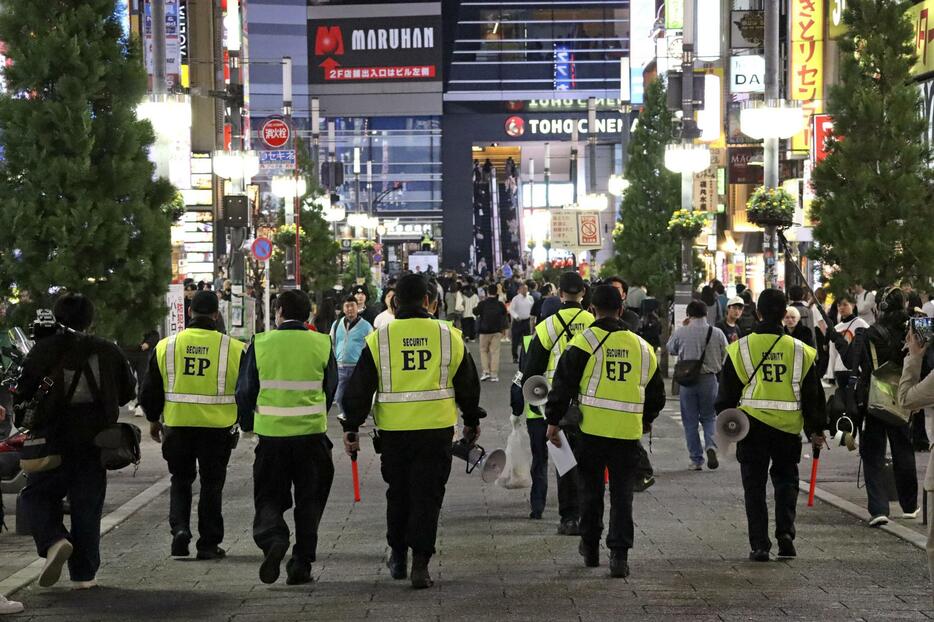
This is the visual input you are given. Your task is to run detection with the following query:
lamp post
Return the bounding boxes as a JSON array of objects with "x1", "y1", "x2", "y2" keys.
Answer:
[{"x1": 664, "y1": 144, "x2": 711, "y2": 288}]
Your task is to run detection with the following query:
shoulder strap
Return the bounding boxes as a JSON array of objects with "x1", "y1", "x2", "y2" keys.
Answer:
[
  {"x1": 869, "y1": 341, "x2": 879, "y2": 370},
  {"x1": 748, "y1": 334, "x2": 784, "y2": 382},
  {"x1": 554, "y1": 309, "x2": 584, "y2": 344},
  {"x1": 699, "y1": 326, "x2": 713, "y2": 359}
]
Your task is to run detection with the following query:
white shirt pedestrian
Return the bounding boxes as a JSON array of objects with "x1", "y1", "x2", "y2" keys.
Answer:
[{"x1": 509, "y1": 293, "x2": 533, "y2": 321}]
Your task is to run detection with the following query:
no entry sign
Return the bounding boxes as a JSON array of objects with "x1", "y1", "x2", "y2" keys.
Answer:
[
  {"x1": 251, "y1": 237, "x2": 274, "y2": 262},
  {"x1": 261, "y1": 118, "x2": 291, "y2": 149}
]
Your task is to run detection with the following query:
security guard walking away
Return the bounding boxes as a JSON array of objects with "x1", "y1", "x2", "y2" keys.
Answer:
[
  {"x1": 235, "y1": 289, "x2": 338, "y2": 585},
  {"x1": 512, "y1": 335, "x2": 549, "y2": 519},
  {"x1": 342, "y1": 274, "x2": 484, "y2": 589},
  {"x1": 141, "y1": 291, "x2": 245, "y2": 560},
  {"x1": 545, "y1": 285, "x2": 665, "y2": 578},
  {"x1": 521, "y1": 271, "x2": 595, "y2": 534},
  {"x1": 716, "y1": 289, "x2": 826, "y2": 562}
]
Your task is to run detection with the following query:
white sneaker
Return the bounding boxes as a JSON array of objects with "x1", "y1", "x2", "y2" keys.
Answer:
[
  {"x1": 490, "y1": 376, "x2": 500, "y2": 383},
  {"x1": 0, "y1": 595, "x2": 24, "y2": 615},
  {"x1": 39, "y1": 539, "x2": 73, "y2": 587},
  {"x1": 480, "y1": 373, "x2": 491, "y2": 381},
  {"x1": 133, "y1": 405, "x2": 145, "y2": 417},
  {"x1": 868, "y1": 515, "x2": 890, "y2": 527},
  {"x1": 72, "y1": 580, "x2": 97, "y2": 590},
  {"x1": 901, "y1": 508, "x2": 921, "y2": 519}
]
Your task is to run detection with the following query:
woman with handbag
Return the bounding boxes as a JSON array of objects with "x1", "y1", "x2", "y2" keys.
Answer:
[
  {"x1": 830, "y1": 286, "x2": 919, "y2": 527},
  {"x1": 667, "y1": 301, "x2": 729, "y2": 470}
]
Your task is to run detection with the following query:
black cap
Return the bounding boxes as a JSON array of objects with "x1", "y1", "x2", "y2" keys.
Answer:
[
  {"x1": 191, "y1": 291, "x2": 219, "y2": 315},
  {"x1": 350, "y1": 285, "x2": 368, "y2": 297},
  {"x1": 559, "y1": 271, "x2": 585, "y2": 295},
  {"x1": 591, "y1": 284, "x2": 623, "y2": 312}
]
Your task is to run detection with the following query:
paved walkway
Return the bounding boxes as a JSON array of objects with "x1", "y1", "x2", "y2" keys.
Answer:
[{"x1": 1, "y1": 343, "x2": 931, "y2": 620}]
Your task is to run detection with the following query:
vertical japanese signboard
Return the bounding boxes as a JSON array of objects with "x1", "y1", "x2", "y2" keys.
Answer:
[
  {"x1": 790, "y1": 0, "x2": 824, "y2": 152},
  {"x1": 908, "y1": 0, "x2": 934, "y2": 79}
]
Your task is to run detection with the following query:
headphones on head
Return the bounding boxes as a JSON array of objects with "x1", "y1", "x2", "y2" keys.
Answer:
[{"x1": 877, "y1": 286, "x2": 902, "y2": 314}]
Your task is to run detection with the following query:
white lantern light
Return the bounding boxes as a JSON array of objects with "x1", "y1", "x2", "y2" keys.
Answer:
[
  {"x1": 346, "y1": 213, "x2": 369, "y2": 228},
  {"x1": 212, "y1": 150, "x2": 260, "y2": 182},
  {"x1": 322, "y1": 204, "x2": 346, "y2": 223},
  {"x1": 740, "y1": 100, "x2": 806, "y2": 140},
  {"x1": 270, "y1": 176, "x2": 307, "y2": 199},
  {"x1": 664, "y1": 144, "x2": 711, "y2": 174},
  {"x1": 607, "y1": 174, "x2": 630, "y2": 197},
  {"x1": 578, "y1": 193, "x2": 609, "y2": 211}
]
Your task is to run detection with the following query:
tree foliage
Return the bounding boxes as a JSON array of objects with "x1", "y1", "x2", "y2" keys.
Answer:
[
  {"x1": 603, "y1": 79, "x2": 682, "y2": 300},
  {"x1": 0, "y1": 0, "x2": 175, "y2": 343},
  {"x1": 810, "y1": 0, "x2": 934, "y2": 292}
]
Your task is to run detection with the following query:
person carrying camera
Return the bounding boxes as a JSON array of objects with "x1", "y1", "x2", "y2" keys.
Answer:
[
  {"x1": 341, "y1": 274, "x2": 484, "y2": 589},
  {"x1": 15, "y1": 293, "x2": 136, "y2": 588}
]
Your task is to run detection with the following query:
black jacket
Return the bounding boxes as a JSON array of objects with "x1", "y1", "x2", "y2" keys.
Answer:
[
  {"x1": 340, "y1": 307, "x2": 484, "y2": 433},
  {"x1": 715, "y1": 322, "x2": 827, "y2": 437},
  {"x1": 474, "y1": 297, "x2": 508, "y2": 334},
  {"x1": 544, "y1": 317, "x2": 666, "y2": 429},
  {"x1": 14, "y1": 331, "x2": 135, "y2": 446},
  {"x1": 234, "y1": 320, "x2": 338, "y2": 433}
]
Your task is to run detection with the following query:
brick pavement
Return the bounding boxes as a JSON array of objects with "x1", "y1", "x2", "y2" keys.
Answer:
[{"x1": 3, "y1": 344, "x2": 932, "y2": 620}]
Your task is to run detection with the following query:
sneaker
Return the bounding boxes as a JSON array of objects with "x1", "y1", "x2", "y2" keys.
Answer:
[
  {"x1": 609, "y1": 550, "x2": 629, "y2": 578},
  {"x1": 39, "y1": 539, "x2": 73, "y2": 587},
  {"x1": 749, "y1": 549, "x2": 770, "y2": 562},
  {"x1": 900, "y1": 508, "x2": 921, "y2": 519},
  {"x1": 578, "y1": 540, "x2": 599, "y2": 567},
  {"x1": 410, "y1": 554, "x2": 434, "y2": 589},
  {"x1": 259, "y1": 541, "x2": 289, "y2": 584},
  {"x1": 706, "y1": 448, "x2": 719, "y2": 470},
  {"x1": 71, "y1": 580, "x2": 98, "y2": 590},
  {"x1": 387, "y1": 548, "x2": 407, "y2": 580},
  {"x1": 776, "y1": 535, "x2": 796, "y2": 559},
  {"x1": 490, "y1": 376, "x2": 499, "y2": 383},
  {"x1": 196, "y1": 546, "x2": 226, "y2": 560},
  {"x1": 171, "y1": 530, "x2": 192, "y2": 557},
  {"x1": 868, "y1": 515, "x2": 890, "y2": 528},
  {"x1": 133, "y1": 405, "x2": 145, "y2": 417},
  {"x1": 688, "y1": 463, "x2": 703, "y2": 471},
  {"x1": 633, "y1": 475, "x2": 656, "y2": 492},
  {"x1": 480, "y1": 372, "x2": 491, "y2": 381},
  {"x1": 557, "y1": 519, "x2": 580, "y2": 536},
  {"x1": 285, "y1": 558, "x2": 312, "y2": 586},
  {"x1": 0, "y1": 595, "x2": 24, "y2": 614}
]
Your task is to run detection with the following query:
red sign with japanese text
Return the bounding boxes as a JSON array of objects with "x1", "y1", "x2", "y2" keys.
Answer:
[
  {"x1": 812, "y1": 114, "x2": 834, "y2": 162},
  {"x1": 790, "y1": 0, "x2": 824, "y2": 102},
  {"x1": 261, "y1": 118, "x2": 291, "y2": 149}
]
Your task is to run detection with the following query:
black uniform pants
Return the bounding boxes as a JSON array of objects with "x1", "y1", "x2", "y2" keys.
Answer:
[
  {"x1": 510, "y1": 319, "x2": 531, "y2": 361},
  {"x1": 253, "y1": 434, "x2": 334, "y2": 565},
  {"x1": 575, "y1": 433, "x2": 640, "y2": 551},
  {"x1": 379, "y1": 428, "x2": 453, "y2": 557},
  {"x1": 526, "y1": 418, "x2": 549, "y2": 515},
  {"x1": 557, "y1": 426, "x2": 581, "y2": 523},
  {"x1": 162, "y1": 426, "x2": 232, "y2": 551},
  {"x1": 736, "y1": 419, "x2": 801, "y2": 552}
]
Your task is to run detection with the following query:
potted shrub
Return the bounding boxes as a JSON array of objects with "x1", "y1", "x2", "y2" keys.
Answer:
[
  {"x1": 667, "y1": 209, "x2": 708, "y2": 239},
  {"x1": 746, "y1": 186, "x2": 795, "y2": 227}
]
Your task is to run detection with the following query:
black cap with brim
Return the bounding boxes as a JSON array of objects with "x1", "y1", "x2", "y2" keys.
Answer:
[
  {"x1": 191, "y1": 291, "x2": 219, "y2": 315},
  {"x1": 559, "y1": 271, "x2": 585, "y2": 295}
]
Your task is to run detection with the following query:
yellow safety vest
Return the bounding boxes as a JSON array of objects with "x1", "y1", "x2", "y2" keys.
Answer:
[
  {"x1": 726, "y1": 333, "x2": 816, "y2": 435},
  {"x1": 254, "y1": 329, "x2": 331, "y2": 437},
  {"x1": 366, "y1": 317, "x2": 464, "y2": 431},
  {"x1": 156, "y1": 328, "x2": 244, "y2": 428},
  {"x1": 534, "y1": 307, "x2": 596, "y2": 382},
  {"x1": 521, "y1": 334, "x2": 542, "y2": 420},
  {"x1": 572, "y1": 327, "x2": 656, "y2": 440}
]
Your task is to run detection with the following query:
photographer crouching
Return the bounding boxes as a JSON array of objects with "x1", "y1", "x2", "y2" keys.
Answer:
[
  {"x1": 14, "y1": 293, "x2": 136, "y2": 588},
  {"x1": 898, "y1": 321, "x2": 934, "y2": 599}
]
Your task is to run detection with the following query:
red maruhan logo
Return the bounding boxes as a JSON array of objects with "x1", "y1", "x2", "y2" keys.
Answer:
[
  {"x1": 314, "y1": 26, "x2": 344, "y2": 56},
  {"x1": 504, "y1": 116, "x2": 525, "y2": 137}
]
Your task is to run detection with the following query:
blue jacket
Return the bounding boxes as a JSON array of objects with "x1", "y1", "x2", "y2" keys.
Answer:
[{"x1": 330, "y1": 316, "x2": 373, "y2": 366}]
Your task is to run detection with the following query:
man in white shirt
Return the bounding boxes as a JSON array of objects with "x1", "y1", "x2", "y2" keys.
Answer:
[
  {"x1": 509, "y1": 283, "x2": 534, "y2": 363},
  {"x1": 853, "y1": 284, "x2": 876, "y2": 325},
  {"x1": 922, "y1": 291, "x2": 934, "y2": 318}
]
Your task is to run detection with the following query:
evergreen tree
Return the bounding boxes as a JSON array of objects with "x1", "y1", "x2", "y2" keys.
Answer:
[
  {"x1": 811, "y1": 0, "x2": 934, "y2": 291},
  {"x1": 602, "y1": 79, "x2": 681, "y2": 299},
  {"x1": 268, "y1": 136, "x2": 340, "y2": 295},
  {"x1": 0, "y1": 0, "x2": 174, "y2": 343}
]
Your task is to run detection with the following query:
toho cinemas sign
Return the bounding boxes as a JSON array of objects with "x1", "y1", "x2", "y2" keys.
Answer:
[{"x1": 309, "y1": 14, "x2": 441, "y2": 84}]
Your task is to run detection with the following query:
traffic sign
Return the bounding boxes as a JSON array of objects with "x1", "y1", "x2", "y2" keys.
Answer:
[
  {"x1": 261, "y1": 118, "x2": 291, "y2": 149},
  {"x1": 251, "y1": 237, "x2": 273, "y2": 262}
]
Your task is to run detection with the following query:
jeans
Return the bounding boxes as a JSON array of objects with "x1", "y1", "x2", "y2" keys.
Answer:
[
  {"x1": 737, "y1": 417, "x2": 801, "y2": 552},
  {"x1": 21, "y1": 445, "x2": 106, "y2": 582},
  {"x1": 526, "y1": 418, "x2": 549, "y2": 515},
  {"x1": 678, "y1": 373, "x2": 719, "y2": 465},
  {"x1": 162, "y1": 426, "x2": 232, "y2": 552},
  {"x1": 379, "y1": 428, "x2": 453, "y2": 557},
  {"x1": 861, "y1": 415, "x2": 918, "y2": 517},
  {"x1": 510, "y1": 319, "x2": 531, "y2": 361},
  {"x1": 334, "y1": 365, "x2": 356, "y2": 416},
  {"x1": 479, "y1": 333, "x2": 502, "y2": 377},
  {"x1": 575, "y1": 433, "x2": 640, "y2": 550},
  {"x1": 253, "y1": 434, "x2": 334, "y2": 565}
]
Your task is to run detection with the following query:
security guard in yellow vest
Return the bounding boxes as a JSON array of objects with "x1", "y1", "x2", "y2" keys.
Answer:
[
  {"x1": 342, "y1": 274, "x2": 484, "y2": 589},
  {"x1": 521, "y1": 271, "x2": 595, "y2": 534},
  {"x1": 141, "y1": 291, "x2": 244, "y2": 560},
  {"x1": 545, "y1": 285, "x2": 665, "y2": 578},
  {"x1": 716, "y1": 289, "x2": 827, "y2": 562},
  {"x1": 235, "y1": 289, "x2": 338, "y2": 585}
]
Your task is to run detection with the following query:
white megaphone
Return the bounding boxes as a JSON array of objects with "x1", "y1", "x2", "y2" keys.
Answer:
[
  {"x1": 833, "y1": 416, "x2": 858, "y2": 451},
  {"x1": 716, "y1": 408, "x2": 750, "y2": 448},
  {"x1": 451, "y1": 439, "x2": 507, "y2": 483},
  {"x1": 522, "y1": 375, "x2": 550, "y2": 407}
]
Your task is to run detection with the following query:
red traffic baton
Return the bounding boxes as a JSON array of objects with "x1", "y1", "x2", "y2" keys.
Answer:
[
  {"x1": 348, "y1": 433, "x2": 361, "y2": 503},
  {"x1": 807, "y1": 445, "x2": 821, "y2": 507}
]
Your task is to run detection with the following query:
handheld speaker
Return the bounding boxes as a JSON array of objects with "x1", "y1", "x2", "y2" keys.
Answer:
[
  {"x1": 522, "y1": 375, "x2": 550, "y2": 407},
  {"x1": 716, "y1": 408, "x2": 750, "y2": 446}
]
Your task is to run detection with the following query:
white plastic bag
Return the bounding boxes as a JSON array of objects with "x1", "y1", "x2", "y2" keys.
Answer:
[{"x1": 497, "y1": 415, "x2": 532, "y2": 489}]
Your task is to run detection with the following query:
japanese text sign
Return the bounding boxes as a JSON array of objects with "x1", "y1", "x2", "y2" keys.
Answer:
[{"x1": 790, "y1": 0, "x2": 824, "y2": 102}]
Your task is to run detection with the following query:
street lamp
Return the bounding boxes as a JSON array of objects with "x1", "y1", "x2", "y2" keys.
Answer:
[
  {"x1": 212, "y1": 150, "x2": 260, "y2": 182},
  {"x1": 607, "y1": 174, "x2": 630, "y2": 197},
  {"x1": 739, "y1": 100, "x2": 805, "y2": 140},
  {"x1": 270, "y1": 175, "x2": 307, "y2": 199},
  {"x1": 664, "y1": 144, "x2": 711, "y2": 175}
]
